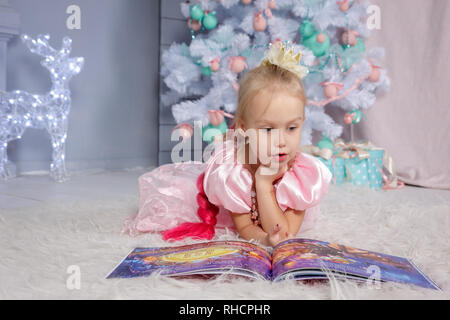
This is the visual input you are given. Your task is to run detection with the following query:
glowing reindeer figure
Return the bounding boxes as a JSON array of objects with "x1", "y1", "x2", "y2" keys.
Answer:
[{"x1": 0, "y1": 34, "x2": 84, "y2": 182}]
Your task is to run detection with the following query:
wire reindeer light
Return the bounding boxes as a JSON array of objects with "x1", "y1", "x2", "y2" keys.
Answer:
[{"x1": 0, "y1": 34, "x2": 84, "y2": 182}]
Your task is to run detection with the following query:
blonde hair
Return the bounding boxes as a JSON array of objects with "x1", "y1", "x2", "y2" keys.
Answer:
[{"x1": 234, "y1": 63, "x2": 306, "y2": 130}]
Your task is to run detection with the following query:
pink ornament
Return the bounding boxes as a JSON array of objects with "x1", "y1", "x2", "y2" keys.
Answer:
[
  {"x1": 264, "y1": 8, "x2": 273, "y2": 19},
  {"x1": 341, "y1": 30, "x2": 359, "y2": 46},
  {"x1": 172, "y1": 123, "x2": 193, "y2": 141},
  {"x1": 208, "y1": 110, "x2": 224, "y2": 126},
  {"x1": 337, "y1": 0, "x2": 349, "y2": 12},
  {"x1": 321, "y1": 82, "x2": 344, "y2": 99},
  {"x1": 241, "y1": 0, "x2": 252, "y2": 5},
  {"x1": 253, "y1": 12, "x2": 267, "y2": 32},
  {"x1": 187, "y1": 18, "x2": 202, "y2": 32},
  {"x1": 232, "y1": 81, "x2": 240, "y2": 92},
  {"x1": 316, "y1": 32, "x2": 327, "y2": 43},
  {"x1": 368, "y1": 65, "x2": 381, "y2": 82},
  {"x1": 210, "y1": 58, "x2": 220, "y2": 72},
  {"x1": 229, "y1": 56, "x2": 248, "y2": 74},
  {"x1": 344, "y1": 113, "x2": 353, "y2": 125},
  {"x1": 268, "y1": 0, "x2": 277, "y2": 9},
  {"x1": 324, "y1": 85, "x2": 338, "y2": 99}
]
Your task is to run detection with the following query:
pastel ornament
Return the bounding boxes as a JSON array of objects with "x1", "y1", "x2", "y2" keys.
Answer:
[
  {"x1": 253, "y1": 12, "x2": 267, "y2": 32},
  {"x1": 341, "y1": 30, "x2": 359, "y2": 46},
  {"x1": 201, "y1": 65, "x2": 212, "y2": 76},
  {"x1": 317, "y1": 135, "x2": 334, "y2": 150},
  {"x1": 202, "y1": 11, "x2": 218, "y2": 30},
  {"x1": 202, "y1": 119, "x2": 228, "y2": 144},
  {"x1": 210, "y1": 58, "x2": 220, "y2": 72},
  {"x1": 368, "y1": 63, "x2": 381, "y2": 82},
  {"x1": 300, "y1": 20, "x2": 316, "y2": 38},
  {"x1": 316, "y1": 32, "x2": 327, "y2": 43},
  {"x1": 344, "y1": 113, "x2": 354, "y2": 125},
  {"x1": 187, "y1": 18, "x2": 202, "y2": 32},
  {"x1": 241, "y1": 0, "x2": 252, "y2": 4},
  {"x1": 190, "y1": 4, "x2": 204, "y2": 21},
  {"x1": 322, "y1": 82, "x2": 344, "y2": 99},
  {"x1": 172, "y1": 123, "x2": 194, "y2": 141},
  {"x1": 341, "y1": 29, "x2": 366, "y2": 53},
  {"x1": 354, "y1": 38, "x2": 366, "y2": 52},
  {"x1": 268, "y1": 0, "x2": 277, "y2": 9},
  {"x1": 349, "y1": 109, "x2": 362, "y2": 124},
  {"x1": 229, "y1": 56, "x2": 248, "y2": 74},
  {"x1": 337, "y1": 0, "x2": 349, "y2": 12},
  {"x1": 208, "y1": 110, "x2": 224, "y2": 126},
  {"x1": 301, "y1": 21, "x2": 330, "y2": 57}
]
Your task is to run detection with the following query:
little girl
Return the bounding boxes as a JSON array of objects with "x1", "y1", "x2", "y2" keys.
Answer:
[{"x1": 123, "y1": 43, "x2": 332, "y2": 247}]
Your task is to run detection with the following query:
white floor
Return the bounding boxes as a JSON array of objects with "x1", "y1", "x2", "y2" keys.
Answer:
[
  {"x1": 0, "y1": 168, "x2": 150, "y2": 210},
  {"x1": 0, "y1": 169, "x2": 449, "y2": 299}
]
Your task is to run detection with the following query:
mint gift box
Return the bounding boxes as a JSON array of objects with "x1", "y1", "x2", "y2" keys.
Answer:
[
  {"x1": 345, "y1": 149, "x2": 385, "y2": 190},
  {"x1": 317, "y1": 155, "x2": 346, "y2": 185}
]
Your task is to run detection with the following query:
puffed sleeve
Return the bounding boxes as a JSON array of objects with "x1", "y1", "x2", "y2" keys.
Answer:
[
  {"x1": 203, "y1": 140, "x2": 253, "y2": 214},
  {"x1": 274, "y1": 152, "x2": 332, "y2": 212}
]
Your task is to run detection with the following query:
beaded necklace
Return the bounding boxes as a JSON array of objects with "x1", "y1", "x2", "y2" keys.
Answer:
[{"x1": 250, "y1": 182, "x2": 261, "y2": 226}]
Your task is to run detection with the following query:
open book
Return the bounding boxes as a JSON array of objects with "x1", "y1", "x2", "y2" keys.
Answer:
[{"x1": 106, "y1": 238, "x2": 440, "y2": 290}]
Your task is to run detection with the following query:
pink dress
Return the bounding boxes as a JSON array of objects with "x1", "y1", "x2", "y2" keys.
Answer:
[{"x1": 122, "y1": 139, "x2": 332, "y2": 238}]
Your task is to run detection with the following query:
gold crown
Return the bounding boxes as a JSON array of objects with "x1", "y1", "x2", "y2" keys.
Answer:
[{"x1": 259, "y1": 41, "x2": 309, "y2": 80}]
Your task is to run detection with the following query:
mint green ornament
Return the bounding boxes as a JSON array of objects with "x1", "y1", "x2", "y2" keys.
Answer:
[
  {"x1": 202, "y1": 12, "x2": 218, "y2": 30},
  {"x1": 303, "y1": 32, "x2": 330, "y2": 57},
  {"x1": 300, "y1": 20, "x2": 316, "y2": 38},
  {"x1": 317, "y1": 135, "x2": 334, "y2": 150},
  {"x1": 349, "y1": 109, "x2": 362, "y2": 124},
  {"x1": 190, "y1": 4, "x2": 204, "y2": 21},
  {"x1": 300, "y1": 20, "x2": 330, "y2": 57},
  {"x1": 354, "y1": 38, "x2": 366, "y2": 52},
  {"x1": 202, "y1": 119, "x2": 228, "y2": 144},
  {"x1": 343, "y1": 38, "x2": 366, "y2": 53},
  {"x1": 201, "y1": 65, "x2": 212, "y2": 76}
]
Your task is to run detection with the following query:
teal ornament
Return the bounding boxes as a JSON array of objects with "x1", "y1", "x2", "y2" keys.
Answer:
[
  {"x1": 202, "y1": 119, "x2": 228, "y2": 144},
  {"x1": 343, "y1": 38, "x2": 366, "y2": 53},
  {"x1": 190, "y1": 4, "x2": 204, "y2": 21},
  {"x1": 300, "y1": 20, "x2": 316, "y2": 38},
  {"x1": 354, "y1": 38, "x2": 366, "y2": 53},
  {"x1": 304, "y1": 33, "x2": 330, "y2": 57},
  {"x1": 201, "y1": 65, "x2": 212, "y2": 76},
  {"x1": 300, "y1": 21, "x2": 330, "y2": 57},
  {"x1": 349, "y1": 109, "x2": 362, "y2": 124},
  {"x1": 317, "y1": 135, "x2": 334, "y2": 150},
  {"x1": 202, "y1": 12, "x2": 218, "y2": 30}
]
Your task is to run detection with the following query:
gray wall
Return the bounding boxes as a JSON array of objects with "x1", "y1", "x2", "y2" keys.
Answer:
[{"x1": 6, "y1": 0, "x2": 160, "y2": 173}]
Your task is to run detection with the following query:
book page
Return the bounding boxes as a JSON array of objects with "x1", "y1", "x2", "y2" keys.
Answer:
[
  {"x1": 271, "y1": 239, "x2": 440, "y2": 289},
  {"x1": 107, "y1": 240, "x2": 272, "y2": 281}
]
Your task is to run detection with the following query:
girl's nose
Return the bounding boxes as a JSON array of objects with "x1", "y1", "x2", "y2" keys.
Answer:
[{"x1": 275, "y1": 129, "x2": 286, "y2": 148}]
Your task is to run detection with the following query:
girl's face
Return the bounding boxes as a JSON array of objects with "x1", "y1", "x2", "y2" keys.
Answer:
[{"x1": 240, "y1": 88, "x2": 305, "y2": 167}]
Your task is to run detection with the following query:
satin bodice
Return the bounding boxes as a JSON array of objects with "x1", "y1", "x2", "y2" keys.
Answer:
[{"x1": 203, "y1": 139, "x2": 332, "y2": 214}]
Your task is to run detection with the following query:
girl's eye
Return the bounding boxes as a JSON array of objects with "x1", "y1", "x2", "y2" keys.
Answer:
[
  {"x1": 289, "y1": 127, "x2": 297, "y2": 131},
  {"x1": 263, "y1": 128, "x2": 272, "y2": 132}
]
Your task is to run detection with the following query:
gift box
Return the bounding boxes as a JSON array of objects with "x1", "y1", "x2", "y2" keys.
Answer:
[
  {"x1": 317, "y1": 153, "x2": 346, "y2": 185},
  {"x1": 303, "y1": 139, "x2": 398, "y2": 190},
  {"x1": 344, "y1": 148, "x2": 384, "y2": 189}
]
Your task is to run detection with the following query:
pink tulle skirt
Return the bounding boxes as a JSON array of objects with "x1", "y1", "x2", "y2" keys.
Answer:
[{"x1": 122, "y1": 161, "x2": 320, "y2": 237}]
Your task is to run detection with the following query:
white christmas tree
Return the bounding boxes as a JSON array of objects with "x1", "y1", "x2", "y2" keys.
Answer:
[{"x1": 161, "y1": 0, "x2": 389, "y2": 146}]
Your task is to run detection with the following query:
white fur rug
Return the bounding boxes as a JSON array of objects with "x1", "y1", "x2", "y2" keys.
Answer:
[{"x1": 0, "y1": 174, "x2": 449, "y2": 299}]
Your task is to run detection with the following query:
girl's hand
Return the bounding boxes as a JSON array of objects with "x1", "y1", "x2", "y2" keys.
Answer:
[
  {"x1": 267, "y1": 224, "x2": 296, "y2": 247},
  {"x1": 255, "y1": 162, "x2": 289, "y2": 186}
]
